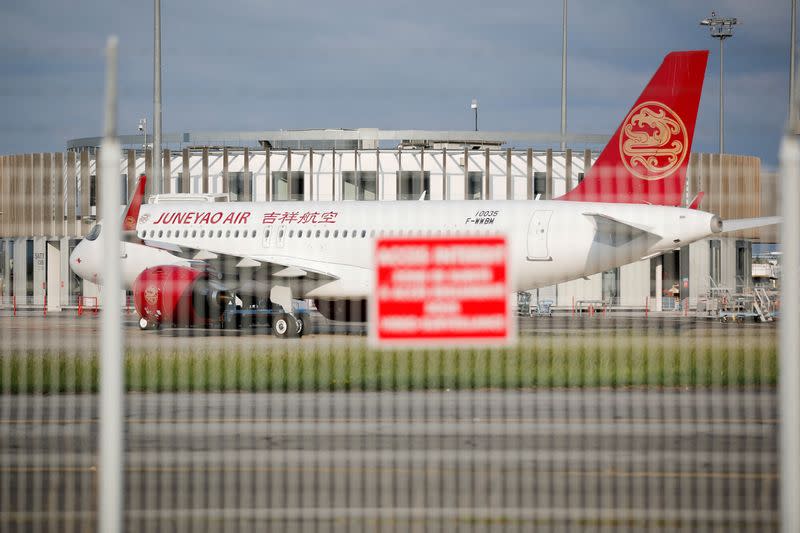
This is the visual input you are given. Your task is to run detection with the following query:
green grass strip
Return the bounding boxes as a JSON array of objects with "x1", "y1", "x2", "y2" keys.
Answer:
[{"x1": 0, "y1": 334, "x2": 778, "y2": 394}]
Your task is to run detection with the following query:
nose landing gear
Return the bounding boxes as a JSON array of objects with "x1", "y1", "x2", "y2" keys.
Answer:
[{"x1": 138, "y1": 317, "x2": 159, "y2": 330}]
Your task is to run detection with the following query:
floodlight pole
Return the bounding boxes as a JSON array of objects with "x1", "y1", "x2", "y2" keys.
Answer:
[
  {"x1": 153, "y1": 0, "x2": 162, "y2": 194},
  {"x1": 700, "y1": 12, "x2": 738, "y2": 154},
  {"x1": 139, "y1": 118, "x2": 147, "y2": 151},
  {"x1": 719, "y1": 38, "x2": 724, "y2": 153},
  {"x1": 471, "y1": 98, "x2": 478, "y2": 131},
  {"x1": 789, "y1": 0, "x2": 797, "y2": 124},
  {"x1": 560, "y1": 0, "x2": 567, "y2": 151}
]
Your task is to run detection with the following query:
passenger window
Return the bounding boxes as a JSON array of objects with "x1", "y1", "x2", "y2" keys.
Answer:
[
  {"x1": 200, "y1": 230, "x2": 205, "y2": 238},
  {"x1": 265, "y1": 229, "x2": 271, "y2": 239},
  {"x1": 251, "y1": 230, "x2": 256, "y2": 238},
  {"x1": 297, "y1": 231, "x2": 302, "y2": 239},
  {"x1": 370, "y1": 230, "x2": 375, "y2": 238},
  {"x1": 305, "y1": 230, "x2": 311, "y2": 238},
  {"x1": 279, "y1": 230, "x2": 284, "y2": 238},
  {"x1": 158, "y1": 230, "x2": 163, "y2": 238},
  {"x1": 217, "y1": 230, "x2": 222, "y2": 238},
  {"x1": 324, "y1": 230, "x2": 330, "y2": 238},
  {"x1": 288, "y1": 230, "x2": 294, "y2": 238},
  {"x1": 315, "y1": 230, "x2": 321, "y2": 238},
  {"x1": 361, "y1": 230, "x2": 366, "y2": 238},
  {"x1": 352, "y1": 231, "x2": 357, "y2": 238},
  {"x1": 333, "y1": 230, "x2": 338, "y2": 238},
  {"x1": 343, "y1": 230, "x2": 348, "y2": 238},
  {"x1": 166, "y1": 230, "x2": 171, "y2": 238},
  {"x1": 225, "y1": 230, "x2": 231, "y2": 238},
  {"x1": 191, "y1": 230, "x2": 196, "y2": 238},
  {"x1": 234, "y1": 230, "x2": 240, "y2": 238}
]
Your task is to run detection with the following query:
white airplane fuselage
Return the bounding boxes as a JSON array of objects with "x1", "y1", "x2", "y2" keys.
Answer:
[{"x1": 71, "y1": 199, "x2": 720, "y2": 300}]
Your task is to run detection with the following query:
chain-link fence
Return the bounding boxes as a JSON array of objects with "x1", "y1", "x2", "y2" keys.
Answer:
[{"x1": 0, "y1": 40, "x2": 792, "y2": 533}]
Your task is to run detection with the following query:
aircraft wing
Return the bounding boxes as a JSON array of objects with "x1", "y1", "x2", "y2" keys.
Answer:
[
  {"x1": 721, "y1": 216, "x2": 781, "y2": 233},
  {"x1": 583, "y1": 212, "x2": 660, "y2": 246}
]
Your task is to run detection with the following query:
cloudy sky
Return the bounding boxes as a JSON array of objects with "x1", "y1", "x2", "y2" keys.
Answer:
[{"x1": 0, "y1": 0, "x2": 793, "y2": 166}]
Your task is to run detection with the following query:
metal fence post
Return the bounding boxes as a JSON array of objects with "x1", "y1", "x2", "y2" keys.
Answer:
[
  {"x1": 780, "y1": 131, "x2": 800, "y2": 533},
  {"x1": 99, "y1": 36, "x2": 123, "y2": 533}
]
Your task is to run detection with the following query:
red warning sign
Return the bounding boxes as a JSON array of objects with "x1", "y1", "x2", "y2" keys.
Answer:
[{"x1": 371, "y1": 236, "x2": 514, "y2": 346}]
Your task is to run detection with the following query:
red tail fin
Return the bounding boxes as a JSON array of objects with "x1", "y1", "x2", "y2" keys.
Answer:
[
  {"x1": 122, "y1": 174, "x2": 147, "y2": 231},
  {"x1": 688, "y1": 191, "x2": 705, "y2": 210},
  {"x1": 558, "y1": 50, "x2": 708, "y2": 206}
]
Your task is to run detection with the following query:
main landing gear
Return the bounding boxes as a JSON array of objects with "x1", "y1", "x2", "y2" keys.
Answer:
[
  {"x1": 270, "y1": 285, "x2": 305, "y2": 339},
  {"x1": 271, "y1": 313, "x2": 304, "y2": 339}
]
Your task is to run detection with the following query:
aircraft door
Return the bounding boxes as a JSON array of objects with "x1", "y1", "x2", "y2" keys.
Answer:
[
  {"x1": 527, "y1": 210, "x2": 553, "y2": 261},
  {"x1": 262, "y1": 225, "x2": 286, "y2": 249}
]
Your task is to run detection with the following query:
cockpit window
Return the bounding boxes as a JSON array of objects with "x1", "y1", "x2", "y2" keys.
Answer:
[{"x1": 85, "y1": 224, "x2": 102, "y2": 241}]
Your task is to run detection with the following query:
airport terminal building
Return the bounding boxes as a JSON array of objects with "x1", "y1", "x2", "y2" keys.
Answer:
[{"x1": 0, "y1": 129, "x2": 776, "y2": 312}]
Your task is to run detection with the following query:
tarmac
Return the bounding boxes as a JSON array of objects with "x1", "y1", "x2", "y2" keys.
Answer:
[
  {"x1": 0, "y1": 390, "x2": 778, "y2": 532},
  {"x1": 0, "y1": 309, "x2": 778, "y2": 354}
]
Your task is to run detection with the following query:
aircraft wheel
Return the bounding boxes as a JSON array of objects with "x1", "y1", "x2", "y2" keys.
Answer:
[
  {"x1": 139, "y1": 317, "x2": 158, "y2": 330},
  {"x1": 273, "y1": 315, "x2": 289, "y2": 338},
  {"x1": 720, "y1": 316, "x2": 728, "y2": 324},
  {"x1": 295, "y1": 316, "x2": 305, "y2": 337},
  {"x1": 286, "y1": 315, "x2": 299, "y2": 338},
  {"x1": 273, "y1": 314, "x2": 298, "y2": 339}
]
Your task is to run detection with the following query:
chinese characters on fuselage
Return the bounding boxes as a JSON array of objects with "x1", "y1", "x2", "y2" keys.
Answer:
[
  {"x1": 262, "y1": 211, "x2": 338, "y2": 224},
  {"x1": 149, "y1": 210, "x2": 339, "y2": 226}
]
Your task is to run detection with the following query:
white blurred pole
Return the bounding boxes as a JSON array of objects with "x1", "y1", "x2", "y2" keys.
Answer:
[
  {"x1": 780, "y1": 129, "x2": 800, "y2": 533},
  {"x1": 99, "y1": 36, "x2": 123, "y2": 533}
]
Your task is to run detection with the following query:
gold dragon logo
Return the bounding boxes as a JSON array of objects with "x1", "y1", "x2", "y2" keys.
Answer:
[
  {"x1": 144, "y1": 285, "x2": 159, "y2": 308},
  {"x1": 619, "y1": 101, "x2": 687, "y2": 181}
]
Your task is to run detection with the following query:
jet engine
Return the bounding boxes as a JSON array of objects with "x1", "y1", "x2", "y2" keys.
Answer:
[{"x1": 133, "y1": 265, "x2": 230, "y2": 328}]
